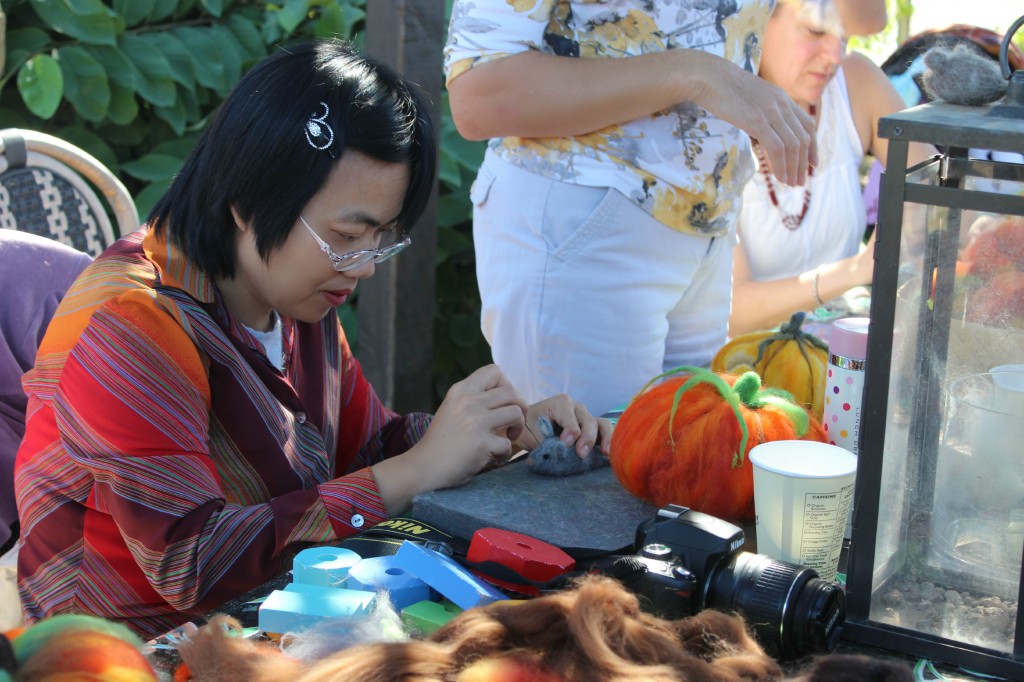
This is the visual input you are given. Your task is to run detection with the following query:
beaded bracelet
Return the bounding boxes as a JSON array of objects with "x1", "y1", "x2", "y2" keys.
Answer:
[{"x1": 812, "y1": 270, "x2": 825, "y2": 307}]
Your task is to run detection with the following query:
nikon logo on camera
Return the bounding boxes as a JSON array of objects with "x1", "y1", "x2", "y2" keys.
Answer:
[{"x1": 377, "y1": 519, "x2": 433, "y2": 535}]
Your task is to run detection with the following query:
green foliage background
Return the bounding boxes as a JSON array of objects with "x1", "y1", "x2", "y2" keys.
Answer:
[{"x1": 0, "y1": 0, "x2": 490, "y2": 409}]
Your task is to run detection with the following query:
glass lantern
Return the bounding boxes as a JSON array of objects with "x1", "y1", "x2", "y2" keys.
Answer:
[{"x1": 844, "y1": 21, "x2": 1024, "y2": 678}]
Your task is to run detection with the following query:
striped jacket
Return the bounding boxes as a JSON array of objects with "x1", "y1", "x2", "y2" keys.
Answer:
[{"x1": 15, "y1": 226, "x2": 428, "y2": 638}]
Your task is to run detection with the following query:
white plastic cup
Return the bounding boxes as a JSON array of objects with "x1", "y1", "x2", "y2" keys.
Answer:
[
  {"x1": 749, "y1": 441, "x2": 858, "y2": 582},
  {"x1": 991, "y1": 365, "x2": 1024, "y2": 414}
]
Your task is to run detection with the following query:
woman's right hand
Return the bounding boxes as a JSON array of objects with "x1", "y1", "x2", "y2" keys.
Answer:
[
  {"x1": 692, "y1": 55, "x2": 817, "y2": 187},
  {"x1": 420, "y1": 364, "x2": 529, "y2": 485},
  {"x1": 372, "y1": 365, "x2": 529, "y2": 514}
]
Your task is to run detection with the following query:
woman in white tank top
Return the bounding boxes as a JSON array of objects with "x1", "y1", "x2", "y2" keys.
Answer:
[{"x1": 730, "y1": 0, "x2": 934, "y2": 336}]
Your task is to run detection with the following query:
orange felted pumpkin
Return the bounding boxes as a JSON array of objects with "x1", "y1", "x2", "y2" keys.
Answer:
[{"x1": 609, "y1": 366, "x2": 827, "y2": 521}]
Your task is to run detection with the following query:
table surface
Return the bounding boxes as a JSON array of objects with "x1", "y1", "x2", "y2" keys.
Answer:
[{"x1": 145, "y1": 541, "x2": 1000, "y2": 682}]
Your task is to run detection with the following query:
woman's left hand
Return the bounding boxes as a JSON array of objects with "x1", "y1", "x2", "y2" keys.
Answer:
[{"x1": 514, "y1": 395, "x2": 614, "y2": 458}]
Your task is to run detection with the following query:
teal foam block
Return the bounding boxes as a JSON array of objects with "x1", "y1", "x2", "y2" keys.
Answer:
[
  {"x1": 393, "y1": 541, "x2": 507, "y2": 610},
  {"x1": 292, "y1": 546, "x2": 361, "y2": 588},
  {"x1": 258, "y1": 587, "x2": 376, "y2": 635},
  {"x1": 346, "y1": 555, "x2": 432, "y2": 610},
  {"x1": 411, "y1": 459, "x2": 655, "y2": 551},
  {"x1": 401, "y1": 599, "x2": 462, "y2": 636}
]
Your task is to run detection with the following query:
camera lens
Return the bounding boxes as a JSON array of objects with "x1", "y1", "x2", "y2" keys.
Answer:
[{"x1": 703, "y1": 552, "x2": 846, "y2": 659}]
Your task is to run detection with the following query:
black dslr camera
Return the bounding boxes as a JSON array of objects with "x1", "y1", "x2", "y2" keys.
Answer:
[{"x1": 599, "y1": 504, "x2": 845, "y2": 660}]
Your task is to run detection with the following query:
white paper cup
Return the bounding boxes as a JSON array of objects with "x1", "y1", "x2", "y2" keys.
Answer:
[{"x1": 749, "y1": 441, "x2": 857, "y2": 582}]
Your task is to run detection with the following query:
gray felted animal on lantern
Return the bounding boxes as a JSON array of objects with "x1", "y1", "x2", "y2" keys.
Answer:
[
  {"x1": 922, "y1": 43, "x2": 1009, "y2": 105},
  {"x1": 525, "y1": 416, "x2": 608, "y2": 476}
]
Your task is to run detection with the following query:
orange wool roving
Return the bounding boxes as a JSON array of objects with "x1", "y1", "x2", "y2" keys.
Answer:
[
  {"x1": 4, "y1": 613, "x2": 158, "y2": 681},
  {"x1": 610, "y1": 366, "x2": 826, "y2": 521}
]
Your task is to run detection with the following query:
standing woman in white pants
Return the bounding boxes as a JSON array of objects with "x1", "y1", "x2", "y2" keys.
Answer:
[{"x1": 444, "y1": 0, "x2": 885, "y2": 417}]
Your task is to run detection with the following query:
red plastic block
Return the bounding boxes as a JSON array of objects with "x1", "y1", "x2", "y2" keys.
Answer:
[{"x1": 466, "y1": 528, "x2": 576, "y2": 582}]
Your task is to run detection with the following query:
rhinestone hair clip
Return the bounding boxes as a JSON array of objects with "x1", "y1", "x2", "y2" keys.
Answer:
[{"x1": 305, "y1": 102, "x2": 335, "y2": 155}]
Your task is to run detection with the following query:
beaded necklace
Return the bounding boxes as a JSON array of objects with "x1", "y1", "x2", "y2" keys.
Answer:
[{"x1": 752, "y1": 104, "x2": 816, "y2": 231}]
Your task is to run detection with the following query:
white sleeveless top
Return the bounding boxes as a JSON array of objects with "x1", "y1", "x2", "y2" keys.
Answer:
[{"x1": 737, "y1": 67, "x2": 866, "y2": 281}]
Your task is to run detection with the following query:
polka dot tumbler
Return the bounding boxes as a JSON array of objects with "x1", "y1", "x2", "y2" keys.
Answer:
[
  {"x1": 823, "y1": 318, "x2": 870, "y2": 454},
  {"x1": 823, "y1": 317, "x2": 869, "y2": 541}
]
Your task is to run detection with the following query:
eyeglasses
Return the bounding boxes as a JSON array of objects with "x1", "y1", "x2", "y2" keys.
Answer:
[{"x1": 300, "y1": 214, "x2": 411, "y2": 272}]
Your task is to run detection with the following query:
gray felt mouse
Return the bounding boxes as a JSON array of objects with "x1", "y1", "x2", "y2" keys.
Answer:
[
  {"x1": 525, "y1": 416, "x2": 609, "y2": 476},
  {"x1": 922, "y1": 43, "x2": 1008, "y2": 106}
]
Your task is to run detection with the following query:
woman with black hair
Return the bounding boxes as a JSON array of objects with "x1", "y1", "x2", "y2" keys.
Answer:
[{"x1": 14, "y1": 39, "x2": 610, "y2": 638}]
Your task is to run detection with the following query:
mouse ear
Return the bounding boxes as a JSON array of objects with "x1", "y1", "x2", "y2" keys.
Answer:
[{"x1": 537, "y1": 416, "x2": 555, "y2": 439}]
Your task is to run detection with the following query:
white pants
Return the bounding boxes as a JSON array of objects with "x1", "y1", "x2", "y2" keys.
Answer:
[{"x1": 472, "y1": 151, "x2": 734, "y2": 416}]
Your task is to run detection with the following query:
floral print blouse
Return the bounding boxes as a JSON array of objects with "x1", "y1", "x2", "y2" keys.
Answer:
[{"x1": 444, "y1": 0, "x2": 775, "y2": 237}]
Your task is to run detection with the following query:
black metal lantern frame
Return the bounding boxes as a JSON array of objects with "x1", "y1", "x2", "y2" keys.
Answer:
[{"x1": 844, "y1": 20, "x2": 1024, "y2": 678}]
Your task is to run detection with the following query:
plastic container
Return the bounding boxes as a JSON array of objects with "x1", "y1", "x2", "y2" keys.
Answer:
[{"x1": 823, "y1": 317, "x2": 869, "y2": 454}]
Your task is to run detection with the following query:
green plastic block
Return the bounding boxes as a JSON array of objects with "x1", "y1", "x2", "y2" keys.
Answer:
[{"x1": 400, "y1": 599, "x2": 462, "y2": 636}]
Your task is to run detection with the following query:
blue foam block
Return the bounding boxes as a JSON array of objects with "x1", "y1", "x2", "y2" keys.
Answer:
[
  {"x1": 392, "y1": 541, "x2": 507, "y2": 610},
  {"x1": 292, "y1": 546, "x2": 361, "y2": 588},
  {"x1": 258, "y1": 587, "x2": 376, "y2": 635},
  {"x1": 283, "y1": 582, "x2": 352, "y2": 598},
  {"x1": 346, "y1": 555, "x2": 432, "y2": 610}
]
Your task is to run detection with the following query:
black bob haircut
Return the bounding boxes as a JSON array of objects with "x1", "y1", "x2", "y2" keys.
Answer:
[{"x1": 148, "y1": 38, "x2": 436, "y2": 280}]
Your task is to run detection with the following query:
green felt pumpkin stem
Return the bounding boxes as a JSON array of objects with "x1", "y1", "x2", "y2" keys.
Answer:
[
  {"x1": 734, "y1": 372, "x2": 810, "y2": 438},
  {"x1": 654, "y1": 365, "x2": 750, "y2": 469},
  {"x1": 646, "y1": 365, "x2": 810, "y2": 470}
]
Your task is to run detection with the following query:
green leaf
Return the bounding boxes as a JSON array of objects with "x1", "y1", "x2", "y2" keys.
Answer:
[
  {"x1": 199, "y1": 0, "x2": 224, "y2": 17},
  {"x1": 6, "y1": 28, "x2": 52, "y2": 55},
  {"x1": 171, "y1": 26, "x2": 225, "y2": 92},
  {"x1": 98, "y1": 118, "x2": 149, "y2": 147},
  {"x1": 151, "y1": 133, "x2": 202, "y2": 159},
  {"x1": 225, "y1": 13, "x2": 266, "y2": 61},
  {"x1": 147, "y1": 0, "x2": 178, "y2": 21},
  {"x1": 5, "y1": 28, "x2": 52, "y2": 76},
  {"x1": 119, "y1": 34, "x2": 176, "y2": 106},
  {"x1": 439, "y1": 147, "x2": 462, "y2": 189},
  {"x1": 337, "y1": 2, "x2": 366, "y2": 38},
  {"x1": 121, "y1": 152, "x2": 182, "y2": 182},
  {"x1": 209, "y1": 24, "x2": 243, "y2": 90},
  {"x1": 176, "y1": 86, "x2": 201, "y2": 124},
  {"x1": 314, "y1": 2, "x2": 344, "y2": 37},
  {"x1": 173, "y1": 0, "x2": 200, "y2": 19},
  {"x1": 18, "y1": 55, "x2": 63, "y2": 119},
  {"x1": 106, "y1": 83, "x2": 139, "y2": 125},
  {"x1": 58, "y1": 45, "x2": 110, "y2": 122},
  {"x1": 154, "y1": 96, "x2": 188, "y2": 136},
  {"x1": 113, "y1": 0, "x2": 155, "y2": 26},
  {"x1": 445, "y1": 134, "x2": 485, "y2": 173},
  {"x1": 277, "y1": 0, "x2": 310, "y2": 34},
  {"x1": 436, "y1": 190, "x2": 471, "y2": 230},
  {"x1": 86, "y1": 45, "x2": 138, "y2": 89},
  {"x1": 260, "y1": 12, "x2": 285, "y2": 45},
  {"x1": 148, "y1": 32, "x2": 196, "y2": 89},
  {"x1": 436, "y1": 226, "x2": 472, "y2": 260},
  {"x1": 29, "y1": 0, "x2": 117, "y2": 46},
  {"x1": 134, "y1": 181, "x2": 170, "y2": 223}
]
